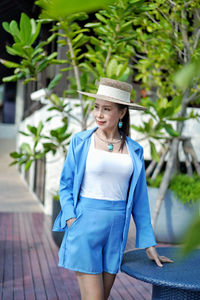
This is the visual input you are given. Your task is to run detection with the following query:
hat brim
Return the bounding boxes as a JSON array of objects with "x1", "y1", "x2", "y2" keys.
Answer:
[{"x1": 78, "y1": 91, "x2": 146, "y2": 111}]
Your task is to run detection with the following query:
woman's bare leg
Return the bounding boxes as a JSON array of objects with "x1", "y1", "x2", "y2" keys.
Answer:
[
  {"x1": 76, "y1": 272, "x2": 104, "y2": 300},
  {"x1": 102, "y1": 272, "x2": 116, "y2": 300}
]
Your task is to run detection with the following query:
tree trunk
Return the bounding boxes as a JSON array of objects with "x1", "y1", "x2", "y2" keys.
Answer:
[
  {"x1": 152, "y1": 138, "x2": 179, "y2": 228},
  {"x1": 151, "y1": 145, "x2": 169, "y2": 180},
  {"x1": 67, "y1": 37, "x2": 86, "y2": 130},
  {"x1": 145, "y1": 160, "x2": 157, "y2": 178},
  {"x1": 183, "y1": 139, "x2": 200, "y2": 177},
  {"x1": 151, "y1": 90, "x2": 191, "y2": 229},
  {"x1": 182, "y1": 139, "x2": 193, "y2": 177}
]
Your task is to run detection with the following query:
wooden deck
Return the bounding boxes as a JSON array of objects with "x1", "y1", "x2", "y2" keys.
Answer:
[{"x1": 0, "y1": 212, "x2": 152, "y2": 300}]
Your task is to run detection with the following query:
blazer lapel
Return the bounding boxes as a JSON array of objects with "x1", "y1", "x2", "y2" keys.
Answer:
[
  {"x1": 73, "y1": 129, "x2": 96, "y2": 206},
  {"x1": 126, "y1": 138, "x2": 143, "y2": 209}
]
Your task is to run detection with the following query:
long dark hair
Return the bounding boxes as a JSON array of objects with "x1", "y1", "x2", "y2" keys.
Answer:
[{"x1": 118, "y1": 104, "x2": 130, "y2": 151}]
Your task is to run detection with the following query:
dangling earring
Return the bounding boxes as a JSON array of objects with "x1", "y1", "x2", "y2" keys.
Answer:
[{"x1": 118, "y1": 120, "x2": 123, "y2": 128}]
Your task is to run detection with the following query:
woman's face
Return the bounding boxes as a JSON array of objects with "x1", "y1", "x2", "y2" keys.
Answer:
[{"x1": 93, "y1": 99, "x2": 126, "y2": 131}]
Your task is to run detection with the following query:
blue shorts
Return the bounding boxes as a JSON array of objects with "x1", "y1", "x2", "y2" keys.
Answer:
[{"x1": 58, "y1": 197, "x2": 126, "y2": 274}]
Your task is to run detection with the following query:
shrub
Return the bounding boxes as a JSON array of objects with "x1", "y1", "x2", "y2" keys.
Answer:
[
  {"x1": 147, "y1": 173, "x2": 200, "y2": 204},
  {"x1": 169, "y1": 173, "x2": 200, "y2": 205}
]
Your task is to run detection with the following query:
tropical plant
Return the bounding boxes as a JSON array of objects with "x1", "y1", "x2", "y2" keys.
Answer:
[
  {"x1": 0, "y1": 13, "x2": 57, "y2": 84},
  {"x1": 128, "y1": 0, "x2": 200, "y2": 227},
  {"x1": 1, "y1": 0, "x2": 152, "y2": 170}
]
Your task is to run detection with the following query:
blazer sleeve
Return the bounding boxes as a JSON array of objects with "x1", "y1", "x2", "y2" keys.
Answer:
[
  {"x1": 58, "y1": 135, "x2": 77, "y2": 228},
  {"x1": 132, "y1": 150, "x2": 157, "y2": 249}
]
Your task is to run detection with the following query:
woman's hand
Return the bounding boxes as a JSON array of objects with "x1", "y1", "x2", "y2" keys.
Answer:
[
  {"x1": 66, "y1": 217, "x2": 76, "y2": 228},
  {"x1": 145, "y1": 246, "x2": 173, "y2": 267}
]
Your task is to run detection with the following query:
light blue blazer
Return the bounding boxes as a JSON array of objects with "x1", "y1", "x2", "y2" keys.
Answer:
[{"x1": 53, "y1": 127, "x2": 156, "y2": 265}]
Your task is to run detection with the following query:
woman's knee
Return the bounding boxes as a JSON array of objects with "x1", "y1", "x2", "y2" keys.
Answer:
[{"x1": 76, "y1": 272, "x2": 104, "y2": 300}]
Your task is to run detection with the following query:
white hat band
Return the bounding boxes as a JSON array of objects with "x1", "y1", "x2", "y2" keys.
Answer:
[{"x1": 97, "y1": 84, "x2": 130, "y2": 103}]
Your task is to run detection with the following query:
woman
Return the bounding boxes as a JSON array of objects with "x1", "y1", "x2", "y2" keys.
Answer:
[{"x1": 53, "y1": 78, "x2": 172, "y2": 300}]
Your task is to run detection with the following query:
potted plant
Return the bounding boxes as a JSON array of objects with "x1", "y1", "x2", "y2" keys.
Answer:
[{"x1": 147, "y1": 173, "x2": 200, "y2": 243}]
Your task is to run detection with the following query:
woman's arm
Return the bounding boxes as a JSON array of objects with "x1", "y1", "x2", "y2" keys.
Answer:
[
  {"x1": 59, "y1": 135, "x2": 77, "y2": 228},
  {"x1": 132, "y1": 150, "x2": 173, "y2": 266},
  {"x1": 132, "y1": 153, "x2": 157, "y2": 249}
]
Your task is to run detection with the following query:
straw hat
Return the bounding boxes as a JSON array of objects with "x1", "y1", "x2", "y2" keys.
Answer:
[{"x1": 78, "y1": 77, "x2": 146, "y2": 111}]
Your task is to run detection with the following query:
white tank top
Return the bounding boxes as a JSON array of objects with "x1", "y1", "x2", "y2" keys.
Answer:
[{"x1": 80, "y1": 134, "x2": 133, "y2": 201}]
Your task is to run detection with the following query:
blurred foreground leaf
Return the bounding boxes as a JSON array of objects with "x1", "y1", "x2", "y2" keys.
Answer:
[
  {"x1": 174, "y1": 59, "x2": 200, "y2": 90},
  {"x1": 36, "y1": 0, "x2": 114, "y2": 19},
  {"x1": 181, "y1": 215, "x2": 200, "y2": 256}
]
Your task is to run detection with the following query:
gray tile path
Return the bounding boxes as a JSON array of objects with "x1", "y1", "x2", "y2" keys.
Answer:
[{"x1": 0, "y1": 138, "x2": 43, "y2": 212}]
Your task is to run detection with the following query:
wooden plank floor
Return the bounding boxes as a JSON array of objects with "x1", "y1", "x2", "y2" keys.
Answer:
[{"x1": 0, "y1": 212, "x2": 152, "y2": 300}]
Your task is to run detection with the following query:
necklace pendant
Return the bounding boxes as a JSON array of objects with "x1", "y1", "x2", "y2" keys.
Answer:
[{"x1": 108, "y1": 143, "x2": 114, "y2": 152}]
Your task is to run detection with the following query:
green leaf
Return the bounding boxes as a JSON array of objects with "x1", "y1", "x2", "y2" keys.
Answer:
[
  {"x1": 90, "y1": 36, "x2": 101, "y2": 46},
  {"x1": 85, "y1": 22, "x2": 101, "y2": 28},
  {"x1": 18, "y1": 130, "x2": 30, "y2": 137},
  {"x1": 27, "y1": 125, "x2": 37, "y2": 135},
  {"x1": 79, "y1": 62, "x2": 97, "y2": 77},
  {"x1": 60, "y1": 67, "x2": 73, "y2": 72},
  {"x1": 131, "y1": 124, "x2": 145, "y2": 133},
  {"x1": 37, "y1": 121, "x2": 44, "y2": 136},
  {"x1": 20, "y1": 143, "x2": 32, "y2": 155},
  {"x1": 43, "y1": 142, "x2": 58, "y2": 154},
  {"x1": 9, "y1": 161, "x2": 18, "y2": 166},
  {"x1": 95, "y1": 13, "x2": 108, "y2": 24},
  {"x1": 72, "y1": 33, "x2": 83, "y2": 45},
  {"x1": 10, "y1": 152, "x2": 23, "y2": 159},
  {"x1": 3, "y1": 74, "x2": 24, "y2": 82},
  {"x1": 116, "y1": 62, "x2": 128, "y2": 78},
  {"x1": 96, "y1": 63, "x2": 105, "y2": 77},
  {"x1": 5, "y1": 45, "x2": 23, "y2": 57},
  {"x1": 30, "y1": 20, "x2": 41, "y2": 45},
  {"x1": 25, "y1": 160, "x2": 33, "y2": 171},
  {"x1": 37, "y1": 61, "x2": 49, "y2": 73},
  {"x1": 2, "y1": 22, "x2": 12, "y2": 34},
  {"x1": 10, "y1": 20, "x2": 22, "y2": 43},
  {"x1": 47, "y1": 52, "x2": 58, "y2": 61},
  {"x1": 164, "y1": 124, "x2": 179, "y2": 137},
  {"x1": 46, "y1": 33, "x2": 58, "y2": 44},
  {"x1": 0, "y1": 59, "x2": 20, "y2": 68},
  {"x1": 119, "y1": 67, "x2": 133, "y2": 81},
  {"x1": 50, "y1": 123, "x2": 69, "y2": 138},
  {"x1": 48, "y1": 73, "x2": 62, "y2": 90},
  {"x1": 20, "y1": 13, "x2": 32, "y2": 44},
  {"x1": 34, "y1": 152, "x2": 46, "y2": 159},
  {"x1": 149, "y1": 141, "x2": 160, "y2": 162},
  {"x1": 50, "y1": 129, "x2": 59, "y2": 138},
  {"x1": 24, "y1": 77, "x2": 37, "y2": 85},
  {"x1": 120, "y1": 20, "x2": 133, "y2": 32},
  {"x1": 106, "y1": 58, "x2": 117, "y2": 78},
  {"x1": 51, "y1": 59, "x2": 67, "y2": 64},
  {"x1": 49, "y1": 93, "x2": 61, "y2": 105}
]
